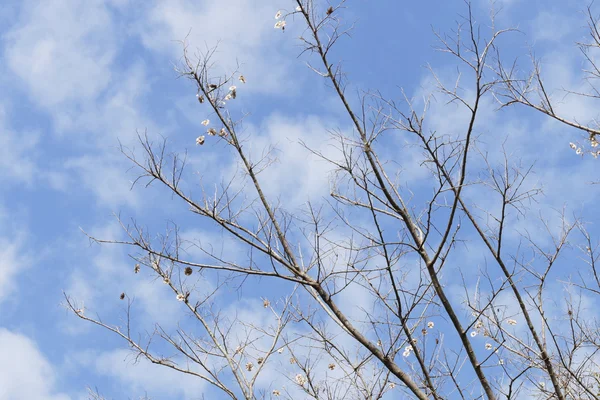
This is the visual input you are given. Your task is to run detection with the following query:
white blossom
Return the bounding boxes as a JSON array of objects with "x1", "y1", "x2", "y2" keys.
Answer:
[
  {"x1": 427, "y1": 321, "x2": 434, "y2": 329},
  {"x1": 275, "y1": 20, "x2": 286, "y2": 29},
  {"x1": 176, "y1": 293, "x2": 186, "y2": 301},
  {"x1": 470, "y1": 331, "x2": 477, "y2": 337},
  {"x1": 272, "y1": 390, "x2": 281, "y2": 396},
  {"x1": 485, "y1": 343, "x2": 493, "y2": 350},
  {"x1": 196, "y1": 135, "x2": 206, "y2": 145},
  {"x1": 207, "y1": 128, "x2": 217, "y2": 136},
  {"x1": 507, "y1": 319, "x2": 517, "y2": 326},
  {"x1": 277, "y1": 348, "x2": 284, "y2": 354},
  {"x1": 275, "y1": 10, "x2": 282, "y2": 19},
  {"x1": 570, "y1": 142, "x2": 577, "y2": 150},
  {"x1": 239, "y1": 75, "x2": 246, "y2": 84},
  {"x1": 224, "y1": 93, "x2": 232, "y2": 101},
  {"x1": 201, "y1": 119, "x2": 209, "y2": 126},
  {"x1": 295, "y1": 374, "x2": 307, "y2": 385},
  {"x1": 296, "y1": 5, "x2": 302, "y2": 12}
]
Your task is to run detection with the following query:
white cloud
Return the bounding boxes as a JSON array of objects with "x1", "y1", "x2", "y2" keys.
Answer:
[
  {"x1": 0, "y1": 232, "x2": 32, "y2": 306},
  {"x1": 2, "y1": 1, "x2": 156, "y2": 209},
  {"x1": 0, "y1": 329, "x2": 70, "y2": 400},
  {"x1": 135, "y1": 0, "x2": 298, "y2": 95},
  {"x1": 3, "y1": 0, "x2": 116, "y2": 109},
  {"x1": 73, "y1": 348, "x2": 206, "y2": 398},
  {"x1": 63, "y1": 153, "x2": 138, "y2": 209},
  {"x1": 224, "y1": 114, "x2": 342, "y2": 209},
  {"x1": 531, "y1": 11, "x2": 575, "y2": 42},
  {"x1": 0, "y1": 104, "x2": 38, "y2": 185}
]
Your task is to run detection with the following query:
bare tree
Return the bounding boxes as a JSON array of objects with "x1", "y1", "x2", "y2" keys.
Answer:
[{"x1": 66, "y1": 1, "x2": 600, "y2": 399}]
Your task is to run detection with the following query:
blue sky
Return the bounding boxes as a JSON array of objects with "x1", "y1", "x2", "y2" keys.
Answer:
[{"x1": 1, "y1": 0, "x2": 599, "y2": 399}]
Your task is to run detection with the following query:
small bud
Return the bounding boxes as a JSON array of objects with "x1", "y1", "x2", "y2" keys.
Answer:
[
  {"x1": 120, "y1": 292, "x2": 125, "y2": 300},
  {"x1": 196, "y1": 94, "x2": 204, "y2": 103},
  {"x1": 184, "y1": 267, "x2": 193, "y2": 276},
  {"x1": 326, "y1": 6, "x2": 333, "y2": 15},
  {"x1": 134, "y1": 264, "x2": 140, "y2": 273}
]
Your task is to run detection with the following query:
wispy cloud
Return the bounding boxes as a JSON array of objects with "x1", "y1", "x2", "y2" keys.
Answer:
[{"x1": 0, "y1": 329, "x2": 70, "y2": 400}]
